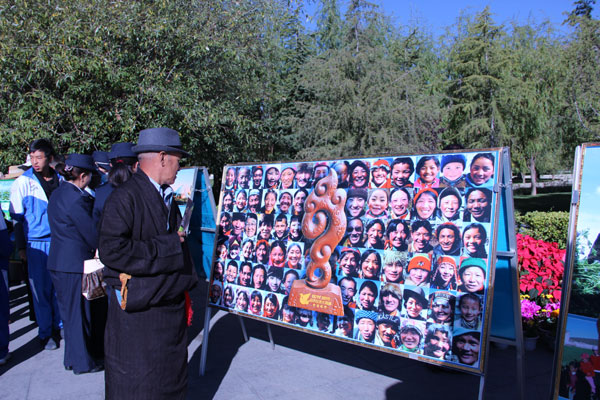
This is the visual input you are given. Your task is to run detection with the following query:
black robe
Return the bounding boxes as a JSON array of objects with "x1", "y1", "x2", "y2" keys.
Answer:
[{"x1": 99, "y1": 169, "x2": 197, "y2": 400}]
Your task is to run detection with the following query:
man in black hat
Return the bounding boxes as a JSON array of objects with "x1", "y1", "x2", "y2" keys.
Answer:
[{"x1": 98, "y1": 128, "x2": 197, "y2": 400}]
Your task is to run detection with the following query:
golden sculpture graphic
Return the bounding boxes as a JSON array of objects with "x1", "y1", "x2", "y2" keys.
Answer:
[{"x1": 288, "y1": 169, "x2": 346, "y2": 316}]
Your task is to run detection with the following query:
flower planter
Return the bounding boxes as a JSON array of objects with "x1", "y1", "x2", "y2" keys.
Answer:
[{"x1": 524, "y1": 335, "x2": 539, "y2": 351}]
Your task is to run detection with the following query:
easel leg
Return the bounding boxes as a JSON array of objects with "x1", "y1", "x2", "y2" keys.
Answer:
[
  {"x1": 478, "y1": 374, "x2": 485, "y2": 400},
  {"x1": 266, "y1": 323, "x2": 275, "y2": 350},
  {"x1": 199, "y1": 306, "x2": 212, "y2": 376},
  {"x1": 238, "y1": 315, "x2": 249, "y2": 342}
]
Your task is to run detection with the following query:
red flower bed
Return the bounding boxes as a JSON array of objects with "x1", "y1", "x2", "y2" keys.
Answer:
[{"x1": 517, "y1": 233, "x2": 565, "y2": 300}]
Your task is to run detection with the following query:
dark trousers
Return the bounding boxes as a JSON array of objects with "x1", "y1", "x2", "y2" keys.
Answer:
[
  {"x1": 50, "y1": 271, "x2": 104, "y2": 373},
  {"x1": 27, "y1": 241, "x2": 60, "y2": 338}
]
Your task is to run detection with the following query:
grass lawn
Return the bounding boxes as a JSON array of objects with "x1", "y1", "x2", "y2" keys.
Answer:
[{"x1": 561, "y1": 344, "x2": 592, "y2": 366}]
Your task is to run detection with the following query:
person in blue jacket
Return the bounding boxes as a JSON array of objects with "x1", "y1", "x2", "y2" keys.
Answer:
[
  {"x1": 9, "y1": 138, "x2": 62, "y2": 350},
  {"x1": 92, "y1": 143, "x2": 138, "y2": 227},
  {"x1": 47, "y1": 154, "x2": 103, "y2": 374}
]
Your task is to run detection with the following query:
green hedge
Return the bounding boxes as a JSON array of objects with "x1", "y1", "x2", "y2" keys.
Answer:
[{"x1": 515, "y1": 211, "x2": 569, "y2": 249}]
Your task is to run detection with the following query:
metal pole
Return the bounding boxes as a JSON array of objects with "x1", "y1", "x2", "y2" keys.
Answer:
[
  {"x1": 199, "y1": 306, "x2": 212, "y2": 376},
  {"x1": 238, "y1": 315, "x2": 249, "y2": 342},
  {"x1": 266, "y1": 323, "x2": 275, "y2": 350}
]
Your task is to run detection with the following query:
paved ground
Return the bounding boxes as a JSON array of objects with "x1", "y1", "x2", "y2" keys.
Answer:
[{"x1": 1, "y1": 281, "x2": 555, "y2": 400}]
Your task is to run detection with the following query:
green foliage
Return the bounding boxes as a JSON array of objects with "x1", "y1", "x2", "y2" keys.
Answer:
[{"x1": 515, "y1": 211, "x2": 569, "y2": 248}]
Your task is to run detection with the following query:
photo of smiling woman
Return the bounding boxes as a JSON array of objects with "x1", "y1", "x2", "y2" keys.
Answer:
[
  {"x1": 251, "y1": 264, "x2": 267, "y2": 290},
  {"x1": 390, "y1": 187, "x2": 411, "y2": 219},
  {"x1": 364, "y1": 219, "x2": 385, "y2": 250},
  {"x1": 284, "y1": 242, "x2": 303, "y2": 269},
  {"x1": 465, "y1": 153, "x2": 495, "y2": 187},
  {"x1": 430, "y1": 256, "x2": 459, "y2": 290},
  {"x1": 269, "y1": 240, "x2": 287, "y2": 268},
  {"x1": 261, "y1": 189, "x2": 277, "y2": 214},
  {"x1": 348, "y1": 160, "x2": 370, "y2": 189},
  {"x1": 414, "y1": 156, "x2": 440, "y2": 189},
  {"x1": 264, "y1": 165, "x2": 281, "y2": 189},
  {"x1": 235, "y1": 289, "x2": 250, "y2": 312},
  {"x1": 249, "y1": 290, "x2": 263, "y2": 316},
  {"x1": 457, "y1": 258, "x2": 487, "y2": 295},
  {"x1": 412, "y1": 188, "x2": 440, "y2": 222},
  {"x1": 461, "y1": 223, "x2": 488, "y2": 258},
  {"x1": 438, "y1": 186, "x2": 462, "y2": 222},
  {"x1": 433, "y1": 222, "x2": 462, "y2": 257},
  {"x1": 360, "y1": 249, "x2": 382, "y2": 280},
  {"x1": 255, "y1": 240, "x2": 270, "y2": 265},
  {"x1": 222, "y1": 190, "x2": 234, "y2": 212},
  {"x1": 263, "y1": 293, "x2": 280, "y2": 320},
  {"x1": 337, "y1": 247, "x2": 360, "y2": 278},
  {"x1": 385, "y1": 219, "x2": 409, "y2": 251},
  {"x1": 345, "y1": 188, "x2": 367, "y2": 218},
  {"x1": 463, "y1": 187, "x2": 492, "y2": 223}
]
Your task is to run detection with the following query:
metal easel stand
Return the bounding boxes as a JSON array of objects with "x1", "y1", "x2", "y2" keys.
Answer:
[{"x1": 478, "y1": 148, "x2": 525, "y2": 400}]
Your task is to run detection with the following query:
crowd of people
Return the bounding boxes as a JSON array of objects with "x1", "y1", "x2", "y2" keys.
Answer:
[
  {"x1": 210, "y1": 152, "x2": 496, "y2": 367},
  {"x1": 1, "y1": 128, "x2": 197, "y2": 399}
]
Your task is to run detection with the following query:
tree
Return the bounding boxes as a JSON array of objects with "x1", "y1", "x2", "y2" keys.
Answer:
[{"x1": 444, "y1": 7, "x2": 508, "y2": 149}]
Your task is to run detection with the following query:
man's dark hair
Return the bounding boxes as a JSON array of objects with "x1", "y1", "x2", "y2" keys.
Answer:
[
  {"x1": 29, "y1": 138, "x2": 55, "y2": 158},
  {"x1": 390, "y1": 157, "x2": 414, "y2": 174}
]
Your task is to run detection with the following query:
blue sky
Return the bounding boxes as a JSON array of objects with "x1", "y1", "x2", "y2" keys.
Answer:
[{"x1": 303, "y1": 0, "x2": 599, "y2": 37}]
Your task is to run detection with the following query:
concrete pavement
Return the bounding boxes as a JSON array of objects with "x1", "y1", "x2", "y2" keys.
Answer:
[{"x1": 1, "y1": 281, "x2": 554, "y2": 400}]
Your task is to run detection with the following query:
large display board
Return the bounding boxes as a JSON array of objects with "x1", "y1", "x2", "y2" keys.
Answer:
[
  {"x1": 553, "y1": 144, "x2": 600, "y2": 399},
  {"x1": 207, "y1": 150, "x2": 503, "y2": 373}
]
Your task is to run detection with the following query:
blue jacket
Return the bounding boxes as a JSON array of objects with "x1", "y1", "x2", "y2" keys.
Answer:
[
  {"x1": 9, "y1": 168, "x2": 57, "y2": 242},
  {"x1": 47, "y1": 181, "x2": 98, "y2": 273}
]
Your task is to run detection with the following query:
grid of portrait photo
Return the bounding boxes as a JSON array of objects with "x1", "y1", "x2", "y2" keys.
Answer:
[{"x1": 208, "y1": 151, "x2": 500, "y2": 370}]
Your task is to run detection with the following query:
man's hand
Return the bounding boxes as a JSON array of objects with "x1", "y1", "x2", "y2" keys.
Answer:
[{"x1": 177, "y1": 230, "x2": 186, "y2": 243}]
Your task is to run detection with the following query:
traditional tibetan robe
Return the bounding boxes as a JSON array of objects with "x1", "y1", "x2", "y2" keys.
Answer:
[{"x1": 99, "y1": 170, "x2": 197, "y2": 400}]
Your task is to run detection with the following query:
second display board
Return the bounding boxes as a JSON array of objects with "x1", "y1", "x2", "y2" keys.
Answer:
[{"x1": 208, "y1": 149, "x2": 503, "y2": 373}]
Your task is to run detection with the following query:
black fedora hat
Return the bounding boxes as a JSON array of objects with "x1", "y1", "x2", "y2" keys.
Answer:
[
  {"x1": 66, "y1": 154, "x2": 97, "y2": 172},
  {"x1": 131, "y1": 127, "x2": 190, "y2": 157},
  {"x1": 109, "y1": 142, "x2": 137, "y2": 161}
]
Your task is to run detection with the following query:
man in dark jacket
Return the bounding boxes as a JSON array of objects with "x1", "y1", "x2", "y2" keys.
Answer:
[{"x1": 99, "y1": 127, "x2": 197, "y2": 400}]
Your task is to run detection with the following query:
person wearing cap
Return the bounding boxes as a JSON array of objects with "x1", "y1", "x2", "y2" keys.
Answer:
[
  {"x1": 378, "y1": 283, "x2": 402, "y2": 316},
  {"x1": 398, "y1": 322, "x2": 423, "y2": 353},
  {"x1": 98, "y1": 127, "x2": 198, "y2": 399},
  {"x1": 375, "y1": 314, "x2": 400, "y2": 348},
  {"x1": 430, "y1": 255, "x2": 458, "y2": 290},
  {"x1": 313, "y1": 162, "x2": 329, "y2": 182},
  {"x1": 349, "y1": 160, "x2": 370, "y2": 189},
  {"x1": 457, "y1": 258, "x2": 487, "y2": 295},
  {"x1": 439, "y1": 153, "x2": 467, "y2": 188},
  {"x1": 10, "y1": 138, "x2": 62, "y2": 350},
  {"x1": 401, "y1": 286, "x2": 428, "y2": 321},
  {"x1": 427, "y1": 291, "x2": 456, "y2": 325},
  {"x1": 452, "y1": 328, "x2": 481, "y2": 366},
  {"x1": 47, "y1": 154, "x2": 104, "y2": 374},
  {"x1": 412, "y1": 188, "x2": 440, "y2": 222},
  {"x1": 390, "y1": 157, "x2": 415, "y2": 188},
  {"x1": 93, "y1": 142, "x2": 138, "y2": 227},
  {"x1": 370, "y1": 159, "x2": 391, "y2": 188},
  {"x1": 405, "y1": 255, "x2": 431, "y2": 287},
  {"x1": 438, "y1": 186, "x2": 462, "y2": 222},
  {"x1": 424, "y1": 324, "x2": 452, "y2": 359},
  {"x1": 266, "y1": 266, "x2": 284, "y2": 292},
  {"x1": 247, "y1": 189, "x2": 261, "y2": 213},
  {"x1": 354, "y1": 310, "x2": 377, "y2": 343},
  {"x1": 381, "y1": 251, "x2": 405, "y2": 283},
  {"x1": 92, "y1": 150, "x2": 111, "y2": 181}
]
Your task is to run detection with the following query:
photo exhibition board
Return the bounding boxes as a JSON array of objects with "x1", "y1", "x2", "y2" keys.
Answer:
[
  {"x1": 554, "y1": 143, "x2": 600, "y2": 399},
  {"x1": 207, "y1": 149, "x2": 503, "y2": 373}
]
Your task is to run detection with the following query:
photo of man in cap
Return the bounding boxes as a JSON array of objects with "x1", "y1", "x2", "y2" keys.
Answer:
[
  {"x1": 99, "y1": 127, "x2": 198, "y2": 399},
  {"x1": 427, "y1": 291, "x2": 456, "y2": 326},
  {"x1": 354, "y1": 310, "x2": 377, "y2": 343},
  {"x1": 452, "y1": 328, "x2": 481, "y2": 366},
  {"x1": 370, "y1": 159, "x2": 391, "y2": 188},
  {"x1": 375, "y1": 314, "x2": 400, "y2": 348},
  {"x1": 398, "y1": 321, "x2": 425, "y2": 353},
  {"x1": 401, "y1": 286, "x2": 428, "y2": 321}
]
